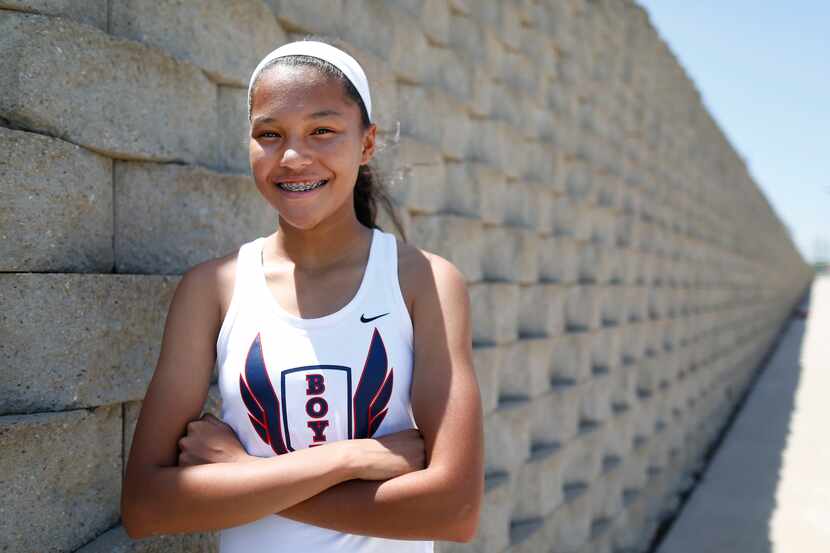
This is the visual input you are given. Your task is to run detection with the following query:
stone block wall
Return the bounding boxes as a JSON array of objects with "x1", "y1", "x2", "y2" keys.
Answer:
[{"x1": 0, "y1": 1, "x2": 813, "y2": 552}]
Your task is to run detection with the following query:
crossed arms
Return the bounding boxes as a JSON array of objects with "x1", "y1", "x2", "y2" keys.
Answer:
[{"x1": 120, "y1": 250, "x2": 484, "y2": 542}]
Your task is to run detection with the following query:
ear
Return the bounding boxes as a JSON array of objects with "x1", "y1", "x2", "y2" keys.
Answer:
[{"x1": 360, "y1": 124, "x2": 377, "y2": 165}]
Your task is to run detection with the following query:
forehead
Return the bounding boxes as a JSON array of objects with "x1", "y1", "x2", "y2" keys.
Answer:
[{"x1": 250, "y1": 64, "x2": 356, "y2": 119}]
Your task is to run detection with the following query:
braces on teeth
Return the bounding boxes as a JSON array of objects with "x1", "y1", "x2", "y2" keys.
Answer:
[{"x1": 279, "y1": 180, "x2": 326, "y2": 192}]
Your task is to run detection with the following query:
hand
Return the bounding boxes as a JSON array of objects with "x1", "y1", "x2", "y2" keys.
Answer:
[
  {"x1": 177, "y1": 413, "x2": 252, "y2": 467},
  {"x1": 351, "y1": 429, "x2": 426, "y2": 480}
]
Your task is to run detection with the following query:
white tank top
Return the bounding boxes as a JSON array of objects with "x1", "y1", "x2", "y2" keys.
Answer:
[{"x1": 215, "y1": 228, "x2": 433, "y2": 553}]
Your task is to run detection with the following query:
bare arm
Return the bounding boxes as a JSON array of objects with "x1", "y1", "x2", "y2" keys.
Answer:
[
  {"x1": 120, "y1": 262, "x2": 419, "y2": 538},
  {"x1": 277, "y1": 252, "x2": 485, "y2": 542}
]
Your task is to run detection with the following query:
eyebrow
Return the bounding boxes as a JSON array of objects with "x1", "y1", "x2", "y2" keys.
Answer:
[{"x1": 252, "y1": 110, "x2": 344, "y2": 125}]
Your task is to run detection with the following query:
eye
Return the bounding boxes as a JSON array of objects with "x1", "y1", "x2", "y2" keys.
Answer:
[
  {"x1": 312, "y1": 128, "x2": 334, "y2": 135},
  {"x1": 260, "y1": 131, "x2": 280, "y2": 138}
]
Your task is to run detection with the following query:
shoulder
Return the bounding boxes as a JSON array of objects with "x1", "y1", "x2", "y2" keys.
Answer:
[
  {"x1": 396, "y1": 238, "x2": 470, "y2": 320},
  {"x1": 176, "y1": 247, "x2": 239, "y2": 320}
]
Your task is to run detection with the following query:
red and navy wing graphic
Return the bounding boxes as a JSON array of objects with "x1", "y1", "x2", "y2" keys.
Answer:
[
  {"x1": 238, "y1": 332, "x2": 288, "y2": 455},
  {"x1": 353, "y1": 328, "x2": 394, "y2": 438}
]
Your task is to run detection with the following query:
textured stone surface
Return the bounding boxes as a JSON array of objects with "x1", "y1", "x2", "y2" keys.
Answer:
[
  {"x1": 0, "y1": 127, "x2": 112, "y2": 272},
  {"x1": 0, "y1": 273, "x2": 178, "y2": 414},
  {"x1": 378, "y1": 137, "x2": 447, "y2": 214},
  {"x1": 114, "y1": 161, "x2": 274, "y2": 274},
  {"x1": 0, "y1": 0, "x2": 107, "y2": 29},
  {"x1": 0, "y1": 406, "x2": 121, "y2": 553},
  {"x1": 469, "y1": 282, "x2": 519, "y2": 345},
  {"x1": 74, "y1": 525, "x2": 218, "y2": 553},
  {"x1": 409, "y1": 213, "x2": 483, "y2": 282},
  {"x1": 217, "y1": 86, "x2": 251, "y2": 174},
  {"x1": 110, "y1": 0, "x2": 284, "y2": 86},
  {"x1": 265, "y1": 0, "x2": 342, "y2": 35},
  {"x1": 0, "y1": 12, "x2": 217, "y2": 165}
]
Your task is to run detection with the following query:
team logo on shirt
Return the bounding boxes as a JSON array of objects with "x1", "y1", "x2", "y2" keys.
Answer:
[{"x1": 238, "y1": 328, "x2": 394, "y2": 454}]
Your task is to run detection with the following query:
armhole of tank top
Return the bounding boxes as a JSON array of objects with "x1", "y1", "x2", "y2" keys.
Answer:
[
  {"x1": 385, "y1": 232, "x2": 414, "y2": 349},
  {"x1": 215, "y1": 240, "x2": 251, "y2": 357}
]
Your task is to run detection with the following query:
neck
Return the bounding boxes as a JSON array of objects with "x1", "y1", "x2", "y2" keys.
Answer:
[{"x1": 269, "y1": 208, "x2": 373, "y2": 272}]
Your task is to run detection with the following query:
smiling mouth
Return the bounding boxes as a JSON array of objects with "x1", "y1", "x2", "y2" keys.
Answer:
[{"x1": 276, "y1": 179, "x2": 329, "y2": 192}]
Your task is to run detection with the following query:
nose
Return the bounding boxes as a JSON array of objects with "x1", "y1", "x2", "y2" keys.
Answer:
[{"x1": 279, "y1": 143, "x2": 312, "y2": 170}]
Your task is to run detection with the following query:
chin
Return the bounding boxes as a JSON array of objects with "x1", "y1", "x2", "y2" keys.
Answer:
[{"x1": 277, "y1": 212, "x2": 327, "y2": 231}]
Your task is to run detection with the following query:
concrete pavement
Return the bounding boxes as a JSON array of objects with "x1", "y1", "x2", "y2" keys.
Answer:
[{"x1": 656, "y1": 275, "x2": 830, "y2": 552}]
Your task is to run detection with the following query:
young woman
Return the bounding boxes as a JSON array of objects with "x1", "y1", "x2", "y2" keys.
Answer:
[{"x1": 121, "y1": 40, "x2": 484, "y2": 552}]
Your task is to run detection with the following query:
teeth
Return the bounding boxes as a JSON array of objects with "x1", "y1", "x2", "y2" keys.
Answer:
[{"x1": 278, "y1": 180, "x2": 326, "y2": 192}]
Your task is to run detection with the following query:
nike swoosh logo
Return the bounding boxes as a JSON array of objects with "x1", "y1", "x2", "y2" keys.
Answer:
[{"x1": 361, "y1": 312, "x2": 389, "y2": 323}]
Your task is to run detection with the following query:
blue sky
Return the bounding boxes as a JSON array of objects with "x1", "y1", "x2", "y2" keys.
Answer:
[{"x1": 635, "y1": 1, "x2": 829, "y2": 263}]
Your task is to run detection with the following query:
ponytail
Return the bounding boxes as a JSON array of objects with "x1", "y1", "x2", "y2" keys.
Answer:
[{"x1": 354, "y1": 163, "x2": 406, "y2": 240}]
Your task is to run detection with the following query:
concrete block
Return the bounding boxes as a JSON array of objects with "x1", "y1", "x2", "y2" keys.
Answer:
[
  {"x1": 339, "y1": 1, "x2": 431, "y2": 84},
  {"x1": 560, "y1": 426, "x2": 605, "y2": 485},
  {"x1": 409, "y1": 213, "x2": 483, "y2": 282},
  {"x1": 600, "y1": 284, "x2": 626, "y2": 328},
  {"x1": 580, "y1": 373, "x2": 612, "y2": 424},
  {"x1": 484, "y1": 400, "x2": 531, "y2": 475},
  {"x1": 550, "y1": 482, "x2": 593, "y2": 553},
  {"x1": 530, "y1": 386, "x2": 581, "y2": 445},
  {"x1": 388, "y1": 0, "x2": 450, "y2": 46},
  {"x1": 0, "y1": 273, "x2": 178, "y2": 414},
  {"x1": 481, "y1": 178, "x2": 534, "y2": 229},
  {"x1": 590, "y1": 465, "x2": 624, "y2": 521},
  {"x1": 447, "y1": 0, "x2": 470, "y2": 15},
  {"x1": 463, "y1": 473, "x2": 512, "y2": 553},
  {"x1": 579, "y1": 243, "x2": 613, "y2": 284},
  {"x1": 0, "y1": 407, "x2": 121, "y2": 553},
  {"x1": 0, "y1": 13, "x2": 217, "y2": 165},
  {"x1": 469, "y1": 64, "x2": 495, "y2": 118},
  {"x1": 466, "y1": 119, "x2": 508, "y2": 172},
  {"x1": 431, "y1": 45, "x2": 473, "y2": 101},
  {"x1": 519, "y1": 284, "x2": 566, "y2": 338},
  {"x1": 513, "y1": 443, "x2": 565, "y2": 519},
  {"x1": 266, "y1": 0, "x2": 341, "y2": 35},
  {"x1": 511, "y1": 516, "x2": 558, "y2": 553},
  {"x1": 551, "y1": 333, "x2": 593, "y2": 385},
  {"x1": 378, "y1": 137, "x2": 447, "y2": 214},
  {"x1": 528, "y1": 182, "x2": 556, "y2": 235},
  {"x1": 540, "y1": 236, "x2": 580, "y2": 284},
  {"x1": 501, "y1": 338, "x2": 555, "y2": 399},
  {"x1": 114, "y1": 161, "x2": 274, "y2": 274},
  {"x1": 0, "y1": 127, "x2": 112, "y2": 272},
  {"x1": 564, "y1": 285, "x2": 601, "y2": 332},
  {"x1": 388, "y1": 8, "x2": 433, "y2": 85},
  {"x1": 472, "y1": 163, "x2": 509, "y2": 225},
  {"x1": 481, "y1": 226, "x2": 539, "y2": 284},
  {"x1": 73, "y1": 524, "x2": 218, "y2": 553},
  {"x1": 473, "y1": 345, "x2": 504, "y2": 415},
  {"x1": 444, "y1": 161, "x2": 482, "y2": 218},
  {"x1": 591, "y1": 327, "x2": 622, "y2": 375},
  {"x1": 345, "y1": 44, "x2": 400, "y2": 136},
  {"x1": 217, "y1": 86, "x2": 250, "y2": 174},
  {"x1": 552, "y1": 195, "x2": 592, "y2": 240},
  {"x1": 620, "y1": 321, "x2": 647, "y2": 364},
  {"x1": 447, "y1": 12, "x2": 486, "y2": 66},
  {"x1": 469, "y1": 282, "x2": 519, "y2": 345},
  {"x1": 109, "y1": 0, "x2": 284, "y2": 86},
  {"x1": 0, "y1": 0, "x2": 107, "y2": 29},
  {"x1": 397, "y1": 83, "x2": 470, "y2": 160}
]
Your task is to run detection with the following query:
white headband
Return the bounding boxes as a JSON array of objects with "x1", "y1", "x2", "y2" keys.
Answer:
[{"x1": 247, "y1": 40, "x2": 373, "y2": 122}]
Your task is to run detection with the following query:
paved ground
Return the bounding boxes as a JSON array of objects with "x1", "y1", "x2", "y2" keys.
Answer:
[{"x1": 656, "y1": 274, "x2": 830, "y2": 553}]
